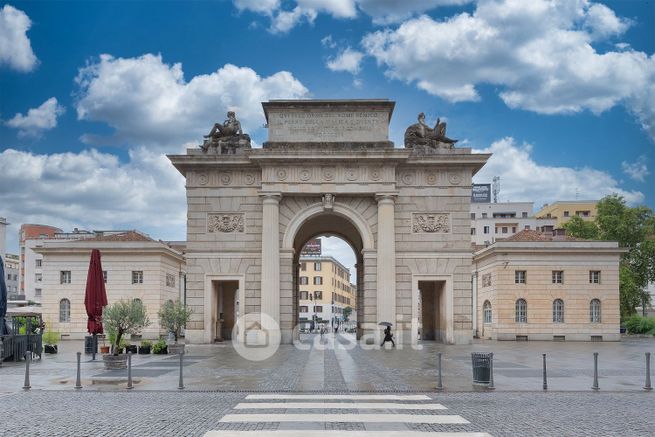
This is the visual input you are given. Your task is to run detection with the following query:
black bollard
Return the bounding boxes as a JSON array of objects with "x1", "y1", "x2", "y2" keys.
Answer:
[
  {"x1": 127, "y1": 352, "x2": 133, "y2": 389},
  {"x1": 542, "y1": 353, "x2": 548, "y2": 391},
  {"x1": 74, "y1": 352, "x2": 82, "y2": 389},
  {"x1": 592, "y1": 352, "x2": 599, "y2": 391},
  {"x1": 178, "y1": 351, "x2": 185, "y2": 390},
  {"x1": 23, "y1": 352, "x2": 31, "y2": 390},
  {"x1": 92, "y1": 333, "x2": 97, "y2": 361},
  {"x1": 645, "y1": 352, "x2": 652, "y2": 391},
  {"x1": 436, "y1": 352, "x2": 443, "y2": 390},
  {"x1": 488, "y1": 352, "x2": 495, "y2": 390}
]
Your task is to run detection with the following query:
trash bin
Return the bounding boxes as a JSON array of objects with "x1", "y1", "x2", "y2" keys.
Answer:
[
  {"x1": 84, "y1": 336, "x2": 98, "y2": 354},
  {"x1": 471, "y1": 352, "x2": 492, "y2": 384}
]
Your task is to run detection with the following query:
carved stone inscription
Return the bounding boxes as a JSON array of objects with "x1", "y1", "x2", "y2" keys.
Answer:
[
  {"x1": 268, "y1": 110, "x2": 389, "y2": 142},
  {"x1": 208, "y1": 214, "x2": 244, "y2": 233},
  {"x1": 412, "y1": 213, "x2": 450, "y2": 233}
]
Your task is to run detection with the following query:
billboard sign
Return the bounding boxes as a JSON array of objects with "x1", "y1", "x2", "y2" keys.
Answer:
[
  {"x1": 301, "y1": 238, "x2": 322, "y2": 256},
  {"x1": 472, "y1": 184, "x2": 491, "y2": 203}
]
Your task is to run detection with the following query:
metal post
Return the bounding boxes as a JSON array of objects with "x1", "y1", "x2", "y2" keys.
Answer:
[
  {"x1": 542, "y1": 353, "x2": 548, "y2": 390},
  {"x1": 23, "y1": 352, "x2": 31, "y2": 390},
  {"x1": 592, "y1": 352, "x2": 599, "y2": 391},
  {"x1": 178, "y1": 351, "x2": 185, "y2": 390},
  {"x1": 488, "y1": 352, "x2": 495, "y2": 390},
  {"x1": 127, "y1": 352, "x2": 133, "y2": 389},
  {"x1": 645, "y1": 352, "x2": 652, "y2": 391},
  {"x1": 92, "y1": 333, "x2": 97, "y2": 361},
  {"x1": 436, "y1": 352, "x2": 443, "y2": 390},
  {"x1": 74, "y1": 352, "x2": 82, "y2": 389}
]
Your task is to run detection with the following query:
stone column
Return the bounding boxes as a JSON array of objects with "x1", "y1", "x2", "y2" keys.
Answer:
[
  {"x1": 260, "y1": 193, "x2": 281, "y2": 330},
  {"x1": 376, "y1": 194, "x2": 397, "y2": 326}
]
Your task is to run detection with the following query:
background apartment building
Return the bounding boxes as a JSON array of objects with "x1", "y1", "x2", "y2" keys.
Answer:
[
  {"x1": 0, "y1": 217, "x2": 7, "y2": 258},
  {"x1": 4, "y1": 253, "x2": 20, "y2": 299},
  {"x1": 298, "y1": 255, "x2": 357, "y2": 331},
  {"x1": 535, "y1": 200, "x2": 598, "y2": 227},
  {"x1": 470, "y1": 201, "x2": 557, "y2": 246}
]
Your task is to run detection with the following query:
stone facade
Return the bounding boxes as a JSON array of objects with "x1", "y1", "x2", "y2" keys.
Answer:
[
  {"x1": 473, "y1": 232, "x2": 623, "y2": 341},
  {"x1": 169, "y1": 99, "x2": 489, "y2": 345}
]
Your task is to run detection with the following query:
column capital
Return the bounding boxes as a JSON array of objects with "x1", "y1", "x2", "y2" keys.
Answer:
[
  {"x1": 375, "y1": 192, "x2": 398, "y2": 204},
  {"x1": 259, "y1": 192, "x2": 282, "y2": 204}
]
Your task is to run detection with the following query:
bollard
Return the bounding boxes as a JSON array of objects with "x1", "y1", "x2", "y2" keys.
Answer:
[
  {"x1": 127, "y1": 352, "x2": 133, "y2": 389},
  {"x1": 542, "y1": 353, "x2": 548, "y2": 391},
  {"x1": 23, "y1": 352, "x2": 31, "y2": 390},
  {"x1": 74, "y1": 352, "x2": 82, "y2": 389},
  {"x1": 592, "y1": 352, "x2": 599, "y2": 391},
  {"x1": 488, "y1": 352, "x2": 495, "y2": 390},
  {"x1": 436, "y1": 352, "x2": 443, "y2": 390},
  {"x1": 178, "y1": 351, "x2": 185, "y2": 390},
  {"x1": 645, "y1": 352, "x2": 652, "y2": 391}
]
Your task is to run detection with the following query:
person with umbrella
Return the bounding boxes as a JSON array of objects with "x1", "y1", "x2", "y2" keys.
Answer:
[
  {"x1": 379, "y1": 321, "x2": 395, "y2": 348},
  {"x1": 85, "y1": 249, "x2": 108, "y2": 360}
]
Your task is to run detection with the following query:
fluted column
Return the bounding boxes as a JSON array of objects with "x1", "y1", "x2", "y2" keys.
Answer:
[
  {"x1": 376, "y1": 194, "x2": 397, "y2": 325},
  {"x1": 260, "y1": 193, "x2": 281, "y2": 328}
]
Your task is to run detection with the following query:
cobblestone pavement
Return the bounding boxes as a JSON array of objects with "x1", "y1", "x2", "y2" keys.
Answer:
[{"x1": 0, "y1": 390, "x2": 653, "y2": 436}]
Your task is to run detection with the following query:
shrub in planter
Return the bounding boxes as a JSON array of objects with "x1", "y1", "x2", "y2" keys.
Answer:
[
  {"x1": 42, "y1": 330, "x2": 60, "y2": 354},
  {"x1": 138, "y1": 340, "x2": 152, "y2": 354},
  {"x1": 102, "y1": 299, "x2": 150, "y2": 369},
  {"x1": 152, "y1": 339, "x2": 168, "y2": 355},
  {"x1": 158, "y1": 300, "x2": 192, "y2": 354},
  {"x1": 625, "y1": 315, "x2": 655, "y2": 335}
]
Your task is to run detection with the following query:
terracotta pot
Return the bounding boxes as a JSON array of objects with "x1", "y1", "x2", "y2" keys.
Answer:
[{"x1": 100, "y1": 346, "x2": 110, "y2": 354}]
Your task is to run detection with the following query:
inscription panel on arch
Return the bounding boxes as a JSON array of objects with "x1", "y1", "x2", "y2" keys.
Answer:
[{"x1": 268, "y1": 110, "x2": 389, "y2": 142}]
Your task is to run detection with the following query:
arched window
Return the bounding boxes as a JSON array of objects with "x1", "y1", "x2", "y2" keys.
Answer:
[
  {"x1": 553, "y1": 299, "x2": 564, "y2": 323},
  {"x1": 59, "y1": 299, "x2": 71, "y2": 322},
  {"x1": 590, "y1": 299, "x2": 601, "y2": 323},
  {"x1": 515, "y1": 299, "x2": 527, "y2": 323},
  {"x1": 483, "y1": 300, "x2": 492, "y2": 324}
]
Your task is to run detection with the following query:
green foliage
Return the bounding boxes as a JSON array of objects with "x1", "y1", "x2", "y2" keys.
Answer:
[
  {"x1": 624, "y1": 315, "x2": 655, "y2": 335},
  {"x1": 42, "y1": 330, "x2": 60, "y2": 345},
  {"x1": 152, "y1": 339, "x2": 167, "y2": 354},
  {"x1": 563, "y1": 215, "x2": 599, "y2": 239},
  {"x1": 140, "y1": 339, "x2": 152, "y2": 348},
  {"x1": 158, "y1": 300, "x2": 192, "y2": 343},
  {"x1": 103, "y1": 299, "x2": 150, "y2": 355},
  {"x1": 343, "y1": 306, "x2": 353, "y2": 322}
]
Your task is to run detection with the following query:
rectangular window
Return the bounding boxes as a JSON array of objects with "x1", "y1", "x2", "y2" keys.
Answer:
[
  {"x1": 522, "y1": 212, "x2": 528, "y2": 218},
  {"x1": 35, "y1": 288, "x2": 42, "y2": 297},
  {"x1": 314, "y1": 291, "x2": 322, "y2": 300},
  {"x1": 315, "y1": 306, "x2": 323, "y2": 312},
  {"x1": 590, "y1": 271, "x2": 601, "y2": 284},
  {"x1": 35, "y1": 273, "x2": 42, "y2": 283},
  {"x1": 470, "y1": 228, "x2": 476, "y2": 235},
  {"x1": 132, "y1": 270, "x2": 143, "y2": 284},
  {"x1": 103, "y1": 271, "x2": 107, "y2": 283},
  {"x1": 563, "y1": 211, "x2": 570, "y2": 217},
  {"x1": 35, "y1": 259, "x2": 42, "y2": 267},
  {"x1": 299, "y1": 306, "x2": 308, "y2": 313},
  {"x1": 300, "y1": 262, "x2": 306, "y2": 271},
  {"x1": 502, "y1": 227, "x2": 508, "y2": 234},
  {"x1": 552, "y1": 270, "x2": 563, "y2": 284},
  {"x1": 512, "y1": 226, "x2": 516, "y2": 233},
  {"x1": 313, "y1": 276, "x2": 323, "y2": 285},
  {"x1": 299, "y1": 276, "x2": 308, "y2": 285},
  {"x1": 314, "y1": 262, "x2": 321, "y2": 271},
  {"x1": 482, "y1": 213, "x2": 488, "y2": 218},
  {"x1": 60, "y1": 271, "x2": 71, "y2": 284},
  {"x1": 524, "y1": 225, "x2": 531, "y2": 230},
  {"x1": 166, "y1": 273, "x2": 176, "y2": 287},
  {"x1": 515, "y1": 270, "x2": 526, "y2": 284},
  {"x1": 470, "y1": 213, "x2": 476, "y2": 220},
  {"x1": 300, "y1": 291, "x2": 308, "y2": 300},
  {"x1": 483, "y1": 226, "x2": 490, "y2": 234}
]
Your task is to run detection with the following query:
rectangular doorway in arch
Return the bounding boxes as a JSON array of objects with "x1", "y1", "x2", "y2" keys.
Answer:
[{"x1": 418, "y1": 280, "x2": 448, "y2": 343}]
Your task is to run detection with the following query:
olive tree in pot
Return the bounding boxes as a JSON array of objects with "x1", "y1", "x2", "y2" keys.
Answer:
[
  {"x1": 158, "y1": 300, "x2": 192, "y2": 355},
  {"x1": 102, "y1": 299, "x2": 150, "y2": 369}
]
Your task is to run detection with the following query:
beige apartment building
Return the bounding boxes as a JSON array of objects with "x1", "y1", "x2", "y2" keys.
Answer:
[
  {"x1": 473, "y1": 230, "x2": 623, "y2": 341},
  {"x1": 298, "y1": 256, "x2": 357, "y2": 331},
  {"x1": 535, "y1": 201, "x2": 597, "y2": 227},
  {"x1": 33, "y1": 231, "x2": 186, "y2": 339}
]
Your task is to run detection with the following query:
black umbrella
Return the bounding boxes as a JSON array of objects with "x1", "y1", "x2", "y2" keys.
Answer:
[
  {"x1": 0, "y1": 256, "x2": 8, "y2": 335},
  {"x1": 378, "y1": 321, "x2": 393, "y2": 327}
]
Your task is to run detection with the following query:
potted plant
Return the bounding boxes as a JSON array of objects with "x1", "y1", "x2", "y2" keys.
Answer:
[
  {"x1": 43, "y1": 330, "x2": 60, "y2": 354},
  {"x1": 158, "y1": 300, "x2": 192, "y2": 355},
  {"x1": 100, "y1": 336, "x2": 110, "y2": 354},
  {"x1": 138, "y1": 340, "x2": 152, "y2": 354},
  {"x1": 152, "y1": 338, "x2": 168, "y2": 355},
  {"x1": 102, "y1": 299, "x2": 150, "y2": 369},
  {"x1": 124, "y1": 339, "x2": 137, "y2": 354}
]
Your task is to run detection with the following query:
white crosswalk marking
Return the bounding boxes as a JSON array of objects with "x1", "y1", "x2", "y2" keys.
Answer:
[
  {"x1": 220, "y1": 413, "x2": 469, "y2": 424},
  {"x1": 234, "y1": 402, "x2": 447, "y2": 410},
  {"x1": 206, "y1": 432, "x2": 491, "y2": 437},
  {"x1": 246, "y1": 394, "x2": 431, "y2": 400}
]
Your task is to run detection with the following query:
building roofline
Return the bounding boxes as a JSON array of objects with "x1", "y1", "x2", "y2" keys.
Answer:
[{"x1": 299, "y1": 255, "x2": 352, "y2": 277}]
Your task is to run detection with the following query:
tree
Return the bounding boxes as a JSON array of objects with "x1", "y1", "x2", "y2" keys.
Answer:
[
  {"x1": 103, "y1": 299, "x2": 150, "y2": 356},
  {"x1": 563, "y1": 215, "x2": 599, "y2": 239},
  {"x1": 343, "y1": 306, "x2": 352, "y2": 322},
  {"x1": 158, "y1": 300, "x2": 192, "y2": 343}
]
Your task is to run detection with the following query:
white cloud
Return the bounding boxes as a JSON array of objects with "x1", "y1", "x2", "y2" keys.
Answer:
[
  {"x1": 357, "y1": 0, "x2": 472, "y2": 24},
  {"x1": 0, "y1": 147, "x2": 187, "y2": 253},
  {"x1": 234, "y1": 0, "x2": 280, "y2": 15},
  {"x1": 473, "y1": 137, "x2": 644, "y2": 205},
  {"x1": 621, "y1": 155, "x2": 650, "y2": 183},
  {"x1": 270, "y1": 7, "x2": 317, "y2": 34},
  {"x1": 74, "y1": 54, "x2": 309, "y2": 149},
  {"x1": 326, "y1": 48, "x2": 364, "y2": 74},
  {"x1": 6, "y1": 97, "x2": 65, "y2": 138},
  {"x1": 321, "y1": 35, "x2": 336, "y2": 48},
  {"x1": 0, "y1": 4, "x2": 38, "y2": 71},
  {"x1": 362, "y1": 0, "x2": 655, "y2": 140}
]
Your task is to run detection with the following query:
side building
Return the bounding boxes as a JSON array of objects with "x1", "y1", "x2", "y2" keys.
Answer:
[
  {"x1": 4, "y1": 253, "x2": 20, "y2": 299},
  {"x1": 33, "y1": 231, "x2": 186, "y2": 339},
  {"x1": 473, "y1": 230, "x2": 623, "y2": 341},
  {"x1": 535, "y1": 200, "x2": 597, "y2": 227},
  {"x1": 470, "y1": 201, "x2": 557, "y2": 245},
  {"x1": 298, "y1": 256, "x2": 357, "y2": 331}
]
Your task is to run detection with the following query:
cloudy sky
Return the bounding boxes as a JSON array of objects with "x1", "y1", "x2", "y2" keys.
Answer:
[{"x1": 1, "y1": 0, "x2": 654, "y2": 271}]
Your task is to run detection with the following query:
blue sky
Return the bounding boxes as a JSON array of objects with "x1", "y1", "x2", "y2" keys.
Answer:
[{"x1": 0, "y1": 0, "x2": 654, "y2": 259}]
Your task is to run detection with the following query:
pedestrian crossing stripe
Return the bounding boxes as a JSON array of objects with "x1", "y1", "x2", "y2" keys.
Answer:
[
  {"x1": 219, "y1": 413, "x2": 469, "y2": 424},
  {"x1": 205, "y1": 432, "x2": 491, "y2": 437},
  {"x1": 234, "y1": 402, "x2": 447, "y2": 410},
  {"x1": 246, "y1": 394, "x2": 432, "y2": 400}
]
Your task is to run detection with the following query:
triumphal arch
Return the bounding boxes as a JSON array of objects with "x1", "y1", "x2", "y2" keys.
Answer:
[{"x1": 169, "y1": 100, "x2": 489, "y2": 345}]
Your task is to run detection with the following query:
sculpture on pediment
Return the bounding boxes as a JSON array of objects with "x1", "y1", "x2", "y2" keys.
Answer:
[
  {"x1": 404, "y1": 112, "x2": 458, "y2": 149},
  {"x1": 200, "y1": 111, "x2": 252, "y2": 154}
]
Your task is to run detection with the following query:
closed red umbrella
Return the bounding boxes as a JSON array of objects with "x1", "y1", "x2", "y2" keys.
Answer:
[{"x1": 84, "y1": 249, "x2": 108, "y2": 358}]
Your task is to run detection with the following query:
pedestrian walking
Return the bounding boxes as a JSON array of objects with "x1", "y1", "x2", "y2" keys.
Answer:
[{"x1": 380, "y1": 325, "x2": 395, "y2": 347}]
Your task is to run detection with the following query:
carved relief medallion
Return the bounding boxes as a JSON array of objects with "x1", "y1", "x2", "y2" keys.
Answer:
[
  {"x1": 401, "y1": 172, "x2": 415, "y2": 186},
  {"x1": 197, "y1": 173, "x2": 208, "y2": 186},
  {"x1": 276, "y1": 168, "x2": 288, "y2": 181},
  {"x1": 412, "y1": 213, "x2": 450, "y2": 233},
  {"x1": 243, "y1": 173, "x2": 255, "y2": 185},
  {"x1": 448, "y1": 172, "x2": 462, "y2": 185},
  {"x1": 345, "y1": 168, "x2": 359, "y2": 181},
  {"x1": 369, "y1": 168, "x2": 382, "y2": 181},
  {"x1": 426, "y1": 172, "x2": 438, "y2": 185},
  {"x1": 299, "y1": 169, "x2": 311, "y2": 181},
  {"x1": 219, "y1": 172, "x2": 232, "y2": 185},
  {"x1": 208, "y1": 213, "x2": 244, "y2": 233},
  {"x1": 322, "y1": 167, "x2": 335, "y2": 181}
]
